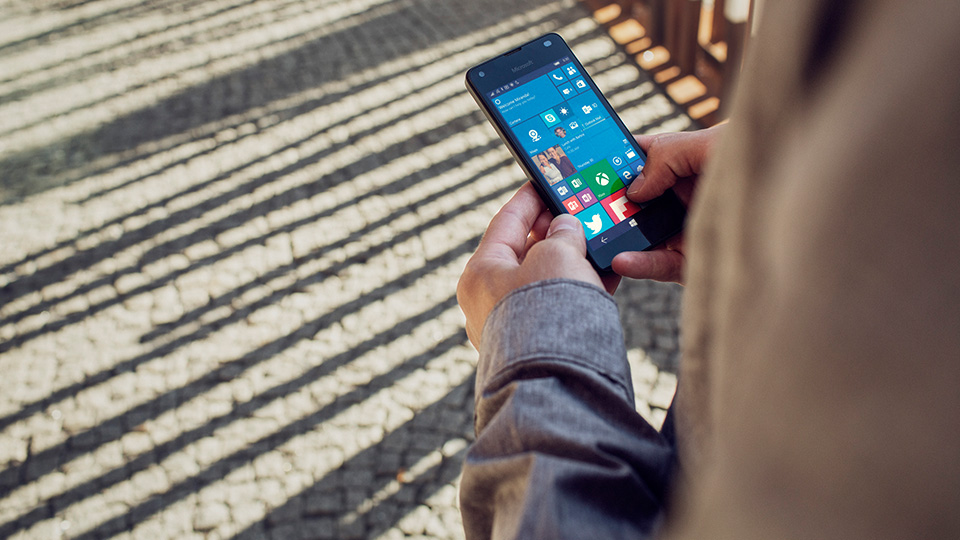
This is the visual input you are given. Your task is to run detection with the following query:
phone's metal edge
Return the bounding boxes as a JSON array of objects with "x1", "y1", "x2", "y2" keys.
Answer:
[{"x1": 464, "y1": 76, "x2": 563, "y2": 218}]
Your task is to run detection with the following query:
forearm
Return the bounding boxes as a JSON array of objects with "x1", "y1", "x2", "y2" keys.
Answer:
[{"x1": 460, "y1": 279, "x2": 676, "y2": 540}]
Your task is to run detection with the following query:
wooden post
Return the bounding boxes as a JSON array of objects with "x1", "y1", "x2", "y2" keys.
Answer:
[
  {"x1": 720, "y1": 0, "x2": 751, "y2": 110},
  {"x1": 710, "y1": 0, "x2": 726, "y2": 43},
  {"x1": 647, "y1": 0, "x2": 667, "y2": 45},
  {"x1": 676, "y1": 0, "x2": 701, "y2": 74}
]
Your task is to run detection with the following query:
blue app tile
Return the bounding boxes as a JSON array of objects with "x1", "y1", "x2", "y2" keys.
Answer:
[
  {"x1": 571, "y1": 77, "x2": 589, "y2": 93},
  {"x1": 514, "y1": 116, "x2": 559, "y2": 154},
  {"x1": 548, "y1": 68, "x2": 568, "y2": 85},
  {"x1": 561, "y1": 63, "x2": 580, "y2": 79},
  {"x1": 497, "y1": 75, "x2": 566, "y2": 128},
  {"x1": 540, "y1": 108, "x2": 560, "y2": 126},
  {"x1": 609, "y1": 154, "x2": 627, "y2": 169},
  {"x1": 624, "y1": 147, "x2": 640, "y2": 162},
  {"x1": 629, "y1": 159, "x2": 645, "y2": 175},
  {"x1": 551, "y1": 180, "x2": 573, "y2": 199},
  {"x1": 618, "y1": 167, "x2": 633, "y2": 181},
  {"x1": 552, "y1": 124, "x2": 573, "y2": 140},
  {"x1": 567, "y1": 91, "x2": 602, "y2": 122},
  {"x1": 557, "y1": 83, "x2": 576, "y2": 99},
  {"x1": 575, "y1": 204, "x2": 615, "y2": 240},
  {"x1": 555, "y1": 102, "x2": 575, "y2": 119},
  {"x1": 618, "y1": 167, "x2": 636, "y2": 184},
  {"x1": 559, "y1": 123, "x2": 623, "y2": 171}
]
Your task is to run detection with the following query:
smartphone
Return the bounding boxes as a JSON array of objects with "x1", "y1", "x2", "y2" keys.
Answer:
[{"x1": 465, "y1": 33, "x2": 686, "y2": 272}]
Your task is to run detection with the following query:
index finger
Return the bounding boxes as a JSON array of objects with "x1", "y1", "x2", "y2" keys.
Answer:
[
  {"x1": 628, "y1": 132, "x2": 698, "y2": 202},
  {"x1": 477, "y1": 182, "x2": 547, "y2": 260}
]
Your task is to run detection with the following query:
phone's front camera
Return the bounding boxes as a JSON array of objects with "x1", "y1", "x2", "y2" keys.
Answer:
[
  {"x1": 544, "y1": 40, "x2": 552, "y2": 47},
  {"x1": 478, "y1": 71, "x2": 485, "y2": 77}
]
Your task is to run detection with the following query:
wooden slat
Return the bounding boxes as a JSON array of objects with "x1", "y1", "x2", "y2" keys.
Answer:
[{"x1": 599, "y1": 0, "x2": 753, "y2": 125}]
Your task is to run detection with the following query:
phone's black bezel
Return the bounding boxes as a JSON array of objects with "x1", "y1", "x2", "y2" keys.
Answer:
[{"x1": 465, "y1": 33, "x2": 685, "y2": 272}]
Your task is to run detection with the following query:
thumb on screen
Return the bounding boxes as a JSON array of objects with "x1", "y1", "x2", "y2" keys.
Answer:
[{"x1": 545, "y1": 214, "x2": 586, "y2": 254}]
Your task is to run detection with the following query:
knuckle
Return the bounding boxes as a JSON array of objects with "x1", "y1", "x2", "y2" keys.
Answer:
[
  {"x1": 529, "y1": 237, "x2": 580, "y2": 262},
  {"x1": 457, "y1": 258, "x2": 482, "y2": 293},
  {"x1": 649, "y1": 133, "x2": 669, "y2": 152}
]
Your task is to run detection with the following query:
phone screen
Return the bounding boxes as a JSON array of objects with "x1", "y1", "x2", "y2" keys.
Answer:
[{"x1": 466, "y1": 33, "x2": 685, "y2": 271}]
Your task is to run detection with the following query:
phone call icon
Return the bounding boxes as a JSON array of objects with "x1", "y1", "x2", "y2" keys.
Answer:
[{"x1": 548, "y1": 68, "x2": 567, "y2": 85}]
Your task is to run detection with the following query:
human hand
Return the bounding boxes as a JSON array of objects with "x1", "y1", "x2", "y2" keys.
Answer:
[
  {"x1": 611, "y1": 125, "x2": 723, "y2": 283},
  {"x1": 457, "y1": 182, "x2": 621, "y2": 348}
]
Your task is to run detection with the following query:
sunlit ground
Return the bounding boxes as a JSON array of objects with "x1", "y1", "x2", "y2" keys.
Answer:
[{"x1": 0, "y1": 0, "x2": 690, "y2": 538}]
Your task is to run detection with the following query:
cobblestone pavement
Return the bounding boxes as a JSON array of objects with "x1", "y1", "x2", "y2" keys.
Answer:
[{"x1": 0, "y1": 0, "x2": 692, "y2": 538}]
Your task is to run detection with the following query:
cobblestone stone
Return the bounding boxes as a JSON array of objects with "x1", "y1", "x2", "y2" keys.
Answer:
[{"x1": 0, "y1": 0, "x2": 688, "y2": 538}]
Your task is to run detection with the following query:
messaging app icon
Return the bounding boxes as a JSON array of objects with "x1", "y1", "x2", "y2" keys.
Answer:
[
  {"x1": 575, "y1": 205, "x2": 615, "y2": 240},
  {"x1": 539, "y1": 109, "x2": 560, "y2": 127}
]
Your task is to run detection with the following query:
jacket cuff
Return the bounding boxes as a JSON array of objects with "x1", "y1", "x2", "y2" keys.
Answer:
[{"x1": 478, "y1": 278, "x2": 632, "y2": 402}]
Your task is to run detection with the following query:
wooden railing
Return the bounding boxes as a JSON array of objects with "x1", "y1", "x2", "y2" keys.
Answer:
[{"x1": 585, "y1": 0, "x2": 755, "y2": 126}]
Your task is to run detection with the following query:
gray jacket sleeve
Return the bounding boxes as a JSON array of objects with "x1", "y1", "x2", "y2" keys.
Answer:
[{"x1": 459, "y1": 279, "x2": 676, "y2": 540}]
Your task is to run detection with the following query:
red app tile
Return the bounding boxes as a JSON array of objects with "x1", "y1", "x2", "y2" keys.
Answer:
[
  {"x1": 562, "y1": 196, "x2": 584, "y2": 214},
  {"x1": 600, "y1": 188, "x2": 641, "y2": 224}
]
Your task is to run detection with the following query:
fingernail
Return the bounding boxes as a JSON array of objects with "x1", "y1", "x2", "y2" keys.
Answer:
[
  {"x1": 547, "y1": 214, "x2": 580, "y2": 236},
  {"x1": 627, "y1": 171, "x2": 645, "y2": 197}
]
